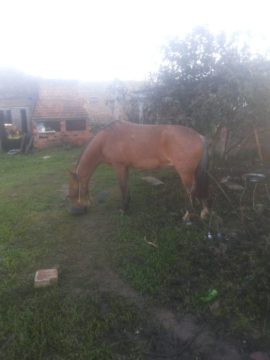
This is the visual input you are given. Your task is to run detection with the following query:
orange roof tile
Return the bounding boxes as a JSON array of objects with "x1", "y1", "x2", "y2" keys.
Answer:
[{"x1": 33, "y1": 98, "x2": 88, "y2": 119}]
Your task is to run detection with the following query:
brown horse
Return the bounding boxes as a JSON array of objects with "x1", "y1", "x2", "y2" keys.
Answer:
[{"x1": 68, "y1": 121, "x2": 209, "y2": 221}]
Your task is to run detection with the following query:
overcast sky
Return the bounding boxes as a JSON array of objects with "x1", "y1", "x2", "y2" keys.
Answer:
[{"x1": 0, "y1": 0, "x2": 269, "y2": 81}]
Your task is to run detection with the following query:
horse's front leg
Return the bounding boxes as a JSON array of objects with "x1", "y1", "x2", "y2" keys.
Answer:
[{"x1": 114, "y1": 165, "x2": 130, "y2": 211}]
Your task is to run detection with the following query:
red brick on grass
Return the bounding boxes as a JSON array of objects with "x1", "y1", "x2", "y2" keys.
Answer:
[{"x1": 34, "y1": 268, "x2": 58, "y2": 288}]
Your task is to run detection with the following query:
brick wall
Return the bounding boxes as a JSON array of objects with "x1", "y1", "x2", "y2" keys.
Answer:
[{"x1": 33, "y1": 119, "x2": 93, "y2": 149}]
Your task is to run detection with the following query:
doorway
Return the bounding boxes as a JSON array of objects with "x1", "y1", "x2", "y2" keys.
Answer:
[{"x1": 20, "y1": 109, "x2": 28, "y2": 133}]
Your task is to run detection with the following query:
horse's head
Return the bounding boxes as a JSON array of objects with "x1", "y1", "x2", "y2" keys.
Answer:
[{"x1": 68, "y1": 172, "x2": 90, "y2": 215}]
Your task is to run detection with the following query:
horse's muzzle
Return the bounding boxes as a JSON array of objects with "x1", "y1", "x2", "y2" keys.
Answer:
[{"x1": 70, "y1": 206, "x2": 88, "y2": 215}]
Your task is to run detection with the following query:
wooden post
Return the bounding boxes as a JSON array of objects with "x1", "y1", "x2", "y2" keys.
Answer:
[{"x1": 254, "y1": 127, "x2": 264, "y2": 163}]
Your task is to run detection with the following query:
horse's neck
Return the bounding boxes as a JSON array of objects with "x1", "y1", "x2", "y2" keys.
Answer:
[{"x1": 76, "y1": 139, "x2": 102, "y2": 182}]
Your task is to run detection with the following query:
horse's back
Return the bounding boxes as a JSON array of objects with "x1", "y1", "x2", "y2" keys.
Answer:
[{"x1": 99, "y1": 121, "x2": 204, "y2": 169}]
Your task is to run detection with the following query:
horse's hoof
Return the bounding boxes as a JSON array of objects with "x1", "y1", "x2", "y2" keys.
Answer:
[
  {"x1": 182, "y1": 210, "x2": 190, "y2": 223},
  {"x1": 200, "y1": 208, "x2": 209, "y2": 220}
]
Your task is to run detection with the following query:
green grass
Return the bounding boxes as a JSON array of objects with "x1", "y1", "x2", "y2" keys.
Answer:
[
  {"x1": 1, "y1": 289, "x2": 145, "y2": 360},
  {"x1": 0, "y1": 147, "x2": 270, "y2": 359},
  {"x1": 0, "y1": 148, "x2": 147, "y2": 359},
  {"x1": 111, "y1": 167, "x2": 270, "y2": 346}
]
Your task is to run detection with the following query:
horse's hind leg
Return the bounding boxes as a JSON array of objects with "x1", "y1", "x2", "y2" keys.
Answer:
[
  {"x1": 114, "y1": 165, "x2": 130, "y2": 211},
  {"x1": 181, "y1": 171, "x2": 209, "y2": 221},
  {"x1": 187, "y1": 178, "x2": 209, "y2": 220},
  {"x1": 176, "y1": 168, "x2": 196, "y2": 222},
  {"x1": 200, "y1": 199, "x2": 209, "y2": 219}
]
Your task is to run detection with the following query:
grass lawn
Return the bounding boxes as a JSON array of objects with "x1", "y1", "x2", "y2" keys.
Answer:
[{"x1": 0, "y1": 147, "x2": 270, "y2": 359}]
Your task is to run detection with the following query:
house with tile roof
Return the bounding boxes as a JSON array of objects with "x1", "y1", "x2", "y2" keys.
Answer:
[{"x1": 0, "y1": 71, "x2": 143, "y2": 150}]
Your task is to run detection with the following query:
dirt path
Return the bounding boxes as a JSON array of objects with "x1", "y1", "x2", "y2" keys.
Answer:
[
  {"x1": 58, "y1": 199, "x2": 248, "y2": 360},
  {"x1": 90, "y1": 266, "x2": 243, "y2": 359}
]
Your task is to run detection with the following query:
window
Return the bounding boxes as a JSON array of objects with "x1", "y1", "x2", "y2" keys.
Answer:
[
  {"x1": 37, "y1": 120, "x2": 61, "y2": 133},
  {"x1": 66, "y1": 119, "x2": 86, "y2": 131}
]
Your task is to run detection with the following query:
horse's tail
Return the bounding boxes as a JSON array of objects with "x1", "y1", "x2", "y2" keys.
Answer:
[{"x1": 194, "y1": 137, "x2": 209, "y2": 201}]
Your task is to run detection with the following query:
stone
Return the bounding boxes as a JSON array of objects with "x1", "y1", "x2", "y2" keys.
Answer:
[{"x1": 141, "y1": 176, "x2": 164, "y2": 186}]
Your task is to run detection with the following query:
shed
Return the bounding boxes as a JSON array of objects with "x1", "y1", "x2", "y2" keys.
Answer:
[
  {"x1": 32, "y1": 81, "x2": 92, "y2": 148},
  {"x1": 0, "y1": 70, "x2": 37, "y2": 151}
]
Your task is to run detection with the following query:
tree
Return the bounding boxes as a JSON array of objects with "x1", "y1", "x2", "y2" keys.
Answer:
[{"x1": 142, "y1": 27, "x2": 270, "y2": 159}]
